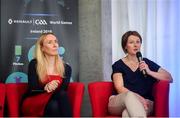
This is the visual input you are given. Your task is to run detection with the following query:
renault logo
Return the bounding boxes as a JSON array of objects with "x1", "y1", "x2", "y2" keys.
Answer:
[{"x1": 8, "y1": 19, "x2": 13, "y2": 24}]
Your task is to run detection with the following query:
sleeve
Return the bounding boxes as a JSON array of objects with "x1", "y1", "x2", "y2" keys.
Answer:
[
  {"x1": 144, "y1": 58, "x2": 160, "y2": 72},
  {"x1": 28, "y1": 59, "x2": 44, "y2": 92},
  {"x1": 60, "y1": 63, "x2": 72, "y2": 91},
  {"x1": 111, "y1": 60, "x2": 123, "y2": 80}
]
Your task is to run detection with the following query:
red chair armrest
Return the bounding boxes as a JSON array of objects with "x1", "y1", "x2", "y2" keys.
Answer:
[
  {"x1": 67, "y1": 82, "x2": 85, "y2": 117},
  {"x1": 153, "y1": 81, "x2": 170, "y2": 117},
  {"x1": 6, "y1": 83, "x2": 28, "y2": 117}
]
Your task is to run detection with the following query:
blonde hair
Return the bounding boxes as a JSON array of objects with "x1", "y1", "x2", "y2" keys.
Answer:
[{"x1": 34, "y1": 33, "x2": 65, "y2": 83}]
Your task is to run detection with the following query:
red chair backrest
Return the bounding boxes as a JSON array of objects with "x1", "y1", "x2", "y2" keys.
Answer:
[
  {"x1": 88, "y1": 81, "x2": 114, "y2": 117},
  {"x1": 0, "y1": 83, "x2": 6, "y2": 117},
  {"x1": 6, "y1": 83, "x2": 28, "y2": 117}
]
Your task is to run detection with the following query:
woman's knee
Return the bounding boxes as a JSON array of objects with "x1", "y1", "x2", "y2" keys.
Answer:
[
  {"x1": 125, "y1": 91, "x2": 136, "y2": 99},
  {"x1": 124, "y1": 91, "x2": 139, "y2": 104}
]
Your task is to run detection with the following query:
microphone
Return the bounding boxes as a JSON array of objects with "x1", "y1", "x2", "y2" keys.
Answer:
[{"x1": 136, "y1": 51, "x2": 147, "y2": 77}]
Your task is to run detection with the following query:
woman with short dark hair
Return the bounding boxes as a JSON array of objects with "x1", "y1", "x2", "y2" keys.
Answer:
[{"x1": 108, "y1": 31, "x2": 172, "y2": 117}]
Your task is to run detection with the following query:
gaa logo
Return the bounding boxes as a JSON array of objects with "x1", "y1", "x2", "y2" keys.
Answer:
[{"x1": 34, "y1": 19, "x2": 47, "y2": 25}]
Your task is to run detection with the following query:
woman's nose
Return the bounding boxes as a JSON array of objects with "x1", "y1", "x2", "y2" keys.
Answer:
[
  {"x1": 134, "y1": 43, "x2": 138, "y2": 47},
  {"x1": 53, "y1": 42, "x2": 58, "y2": 47}
]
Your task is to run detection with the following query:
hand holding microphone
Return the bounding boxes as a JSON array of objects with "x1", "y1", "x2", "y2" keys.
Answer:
[{"x1": 136, "y1": 51, "x2": 147, "y2": 77}]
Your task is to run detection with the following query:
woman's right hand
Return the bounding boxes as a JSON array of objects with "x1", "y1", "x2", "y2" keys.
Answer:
[{"x1": 44, "y1": 80, "x2": 60, "y2": 93}]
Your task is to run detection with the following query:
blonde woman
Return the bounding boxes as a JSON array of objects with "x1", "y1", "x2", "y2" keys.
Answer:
[{"x1": 22, "y1": 33, "x2": 72, "y2": 116}]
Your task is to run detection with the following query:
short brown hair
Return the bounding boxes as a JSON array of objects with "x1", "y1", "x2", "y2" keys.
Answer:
[{"x1": 121, "y1": 31, "x2": 142, "y2": 53}]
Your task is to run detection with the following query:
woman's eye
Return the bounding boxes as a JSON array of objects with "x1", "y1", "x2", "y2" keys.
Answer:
[
  {"x1": 48, "y1": 41, "x2": 52, "y2": 44},
  {"x1": 136, "y1": 41, "x2": 140, "y2": 44}
]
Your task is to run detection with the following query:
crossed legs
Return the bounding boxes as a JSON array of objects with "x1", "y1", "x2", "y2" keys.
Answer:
[{"x1": 108, "y1": 91, "x2": 153, "y2": 117}]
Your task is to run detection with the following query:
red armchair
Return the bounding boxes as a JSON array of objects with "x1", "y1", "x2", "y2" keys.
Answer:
[
  {"x1": 0, "y1": 83, "x2": 5, "y2": 117},
  {"x1": 6, "y1": 82, "x2": 84, "y2": 117},
  {"x1": 88, "y1": 81, "x2": 170, "y2": 117}
]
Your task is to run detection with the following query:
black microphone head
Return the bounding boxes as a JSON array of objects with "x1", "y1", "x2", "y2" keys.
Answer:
[
  {"x1": 136, "y1": 51, "x2": 142, "y2": 62},
  {"x1": 136, "y1": 51, "x2": 142, "y2": 58}
]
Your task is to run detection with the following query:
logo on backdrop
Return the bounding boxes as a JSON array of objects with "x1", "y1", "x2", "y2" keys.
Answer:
[
  {"x1": 13, "y1": 45, "x2": 24, "y2": 66},
  {"x1": 8, "y1": 18, "x2": 47, "y2": 26},
  {"x1": 6, "y1": 72, "x2": 28, "y2": 83},
  {"x1": 34, "y1": 19, "x2": 47, "y2": 25},
  {"x1": 28, "y1": 45, "x2": 35, "y2": 62},
  {"x1": 8, "y1": 19, "x2": 13, "y2": 24},
  {"x1": 58, "y1": 46, "x2": 65, "y2": 58}
]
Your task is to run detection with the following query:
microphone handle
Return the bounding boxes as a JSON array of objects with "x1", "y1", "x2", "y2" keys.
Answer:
[{"x1": 142, "y1": 69, "x2": 147, "y2": 78}]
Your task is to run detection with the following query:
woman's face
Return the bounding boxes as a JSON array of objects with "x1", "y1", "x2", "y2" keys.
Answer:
[
  {"x1": 41, "y1": 34, "x2": 59, "y2": 56},
  {"x1": 125, "y1": 35, "x2": 141, "y2": 55}
]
